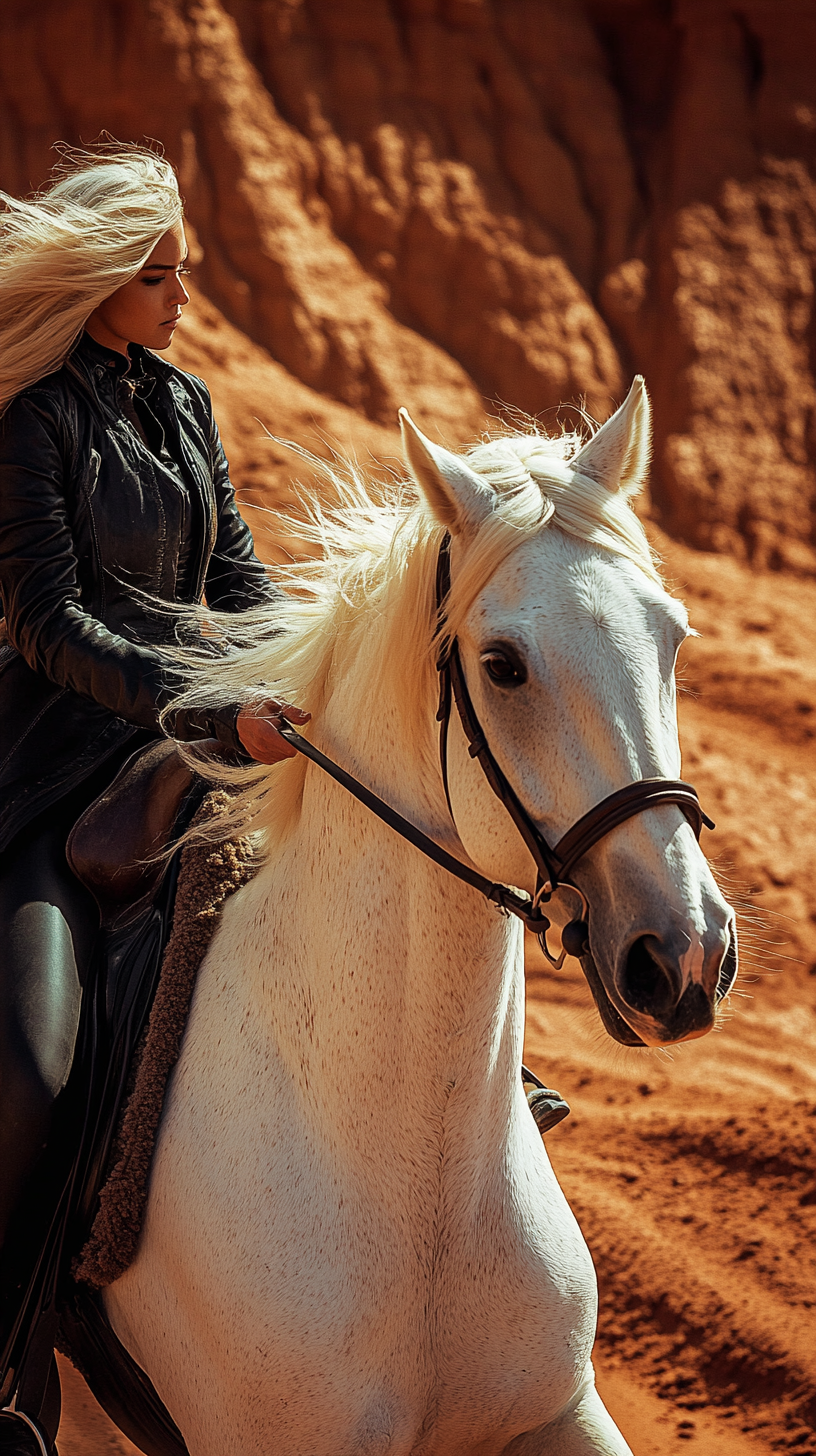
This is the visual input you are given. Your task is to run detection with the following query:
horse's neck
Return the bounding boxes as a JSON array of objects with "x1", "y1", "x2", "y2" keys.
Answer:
[{"x1": 231, "y1": 669, "x2": 525, "y2": 1145}]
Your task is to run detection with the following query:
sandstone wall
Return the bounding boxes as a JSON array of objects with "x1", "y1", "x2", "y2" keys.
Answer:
[{"x1": 1, "y1": 0, "x2": 814, "y2": 568}]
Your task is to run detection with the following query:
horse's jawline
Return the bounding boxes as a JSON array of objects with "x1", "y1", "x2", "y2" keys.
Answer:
[{"x1": 579, "y1": 951, "x2": 647, "y2": 1047}]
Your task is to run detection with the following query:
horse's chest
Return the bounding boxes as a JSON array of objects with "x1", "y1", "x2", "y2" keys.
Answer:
[
  {"x1": 411, "y1": 1182, "x2": 597, "y2": 1446},
  {"x1": 138, "y1": 1120, "x2": 596, "y2": 1453},
  {"x1": 121, "y1": 971, "x2": 597, "y2": 1452}
]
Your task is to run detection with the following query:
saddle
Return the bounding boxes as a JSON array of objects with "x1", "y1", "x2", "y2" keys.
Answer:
[
  {"x1": 66, "y1": 738, "x2": 200, "y2": 929},
  {"x1": 0, "y1": 739, "x2": 209, "y2": 1456}
]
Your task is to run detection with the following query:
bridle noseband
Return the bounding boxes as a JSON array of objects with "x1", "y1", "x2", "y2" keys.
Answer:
[{"x1": 279, "y1": 533, "x2": 713, "y2": 964}]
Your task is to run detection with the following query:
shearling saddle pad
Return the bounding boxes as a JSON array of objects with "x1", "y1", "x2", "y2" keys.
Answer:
[{"x1": 75, "y1": 790, "x2": 257, "y2": 1289}]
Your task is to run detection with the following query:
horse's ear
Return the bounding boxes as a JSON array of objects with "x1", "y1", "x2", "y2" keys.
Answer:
[
  {"x1": 399, "y1": 409, "x2": 495, "y2": 535},
  {"x1": 572, "y1": 376, "x2": 652, "y2": 496}
]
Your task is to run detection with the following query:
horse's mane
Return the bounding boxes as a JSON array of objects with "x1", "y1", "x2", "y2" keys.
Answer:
[{"x1": 165, "y1": 423, "x2": 661, "y2": 847}]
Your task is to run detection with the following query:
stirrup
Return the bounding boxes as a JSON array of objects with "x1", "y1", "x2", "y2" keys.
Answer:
[
  {"x1": 0, "y1": 1409, "x2": 52, "y2": 1456},
  {"x1": 521, "y1": 1064, "x2": 570, "y2": 1135}
]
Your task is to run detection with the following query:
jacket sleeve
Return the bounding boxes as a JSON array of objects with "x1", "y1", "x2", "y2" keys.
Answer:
[
  {"x1": 203, "y1": 407, "x2": 283, "y2": 614},
  {"x1": 0, "y1": 390, "x2": 248, "y2": 754},
  {"x1": 0, "y1": 390, "x2": 181, "y2": 729}
]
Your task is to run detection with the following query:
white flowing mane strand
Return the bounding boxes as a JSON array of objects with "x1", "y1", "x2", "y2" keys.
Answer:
[{"x1": 166, "y1": 426, "x2": 660, "y2": 848}]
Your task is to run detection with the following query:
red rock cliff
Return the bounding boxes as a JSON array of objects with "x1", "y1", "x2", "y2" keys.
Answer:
[{"x1": 1, "y1": 0, "x2": 814, "y2": 567}]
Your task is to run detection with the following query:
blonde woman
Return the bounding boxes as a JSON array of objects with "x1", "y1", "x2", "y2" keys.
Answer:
[{"x1": 0, "y1": 145, "x2": 306, "y2": 1455}]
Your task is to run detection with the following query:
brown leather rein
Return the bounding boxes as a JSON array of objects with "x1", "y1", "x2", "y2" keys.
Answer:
[{"x1": 279, "y1": 533, "x2": 713, "y2": 955}]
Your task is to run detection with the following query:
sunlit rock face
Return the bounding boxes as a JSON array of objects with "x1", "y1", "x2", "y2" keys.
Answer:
[{"x1": 1, "y1": 0, "x2": 814, "y2": 567}]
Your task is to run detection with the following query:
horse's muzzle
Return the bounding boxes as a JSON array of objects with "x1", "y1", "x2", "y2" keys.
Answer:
[
  {"x1": 612, "y1": 920, "x2": 738, "y2": 1045},
  {"x1": 578, "y1": 919, "x2": 738, "y2": 1048}
]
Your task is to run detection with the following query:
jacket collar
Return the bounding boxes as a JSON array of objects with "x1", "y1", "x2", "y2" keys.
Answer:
[
  {"x1": 71, "y1": 332, "x2": 173, "y2": 384},
  {"x1": 74, "y1": 331, "x2": 132, "y2": 377}
]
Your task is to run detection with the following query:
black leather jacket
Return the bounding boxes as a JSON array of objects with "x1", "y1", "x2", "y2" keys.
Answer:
[{"x1": 0, "y1": 333, "x2": 279, "y2": 850}]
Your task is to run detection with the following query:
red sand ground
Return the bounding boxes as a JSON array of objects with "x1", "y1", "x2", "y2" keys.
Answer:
[{"x1": 54, "y1": 528, "x2": 816, "y2": 1455}]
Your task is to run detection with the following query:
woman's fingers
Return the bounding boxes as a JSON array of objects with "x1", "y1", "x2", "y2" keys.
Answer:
[
  {"x1": 278, "y1": 704, "x2": 310, "y2": 725},
  {"x1": 236, "y1": 710, "x2": 296, "y2": 763},
  {"x1": 236, "y1": 700, "x2": 311, "y2": 764}
]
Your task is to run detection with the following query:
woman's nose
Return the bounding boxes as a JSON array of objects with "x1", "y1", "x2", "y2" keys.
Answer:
[{"x1": 168, "y1": 273, "x2": 190, "y2": 307}]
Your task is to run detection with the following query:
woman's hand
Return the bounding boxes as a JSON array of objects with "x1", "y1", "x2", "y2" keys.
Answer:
[{"x1": 236, "y1": 699, "x2": 311, "y2": 764}]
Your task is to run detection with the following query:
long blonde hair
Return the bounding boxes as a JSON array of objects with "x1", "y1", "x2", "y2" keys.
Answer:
[{"x1": 0, "y1": 142, "x2": 183, "y2": 411}]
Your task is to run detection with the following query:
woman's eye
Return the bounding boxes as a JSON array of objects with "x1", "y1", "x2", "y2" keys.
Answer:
[
  {"x1": 143, "y1": 268, "x2": 190, "y2": 287},
  {"x1": 481, "y1": 651, "x2": 526, "y2": 687}
]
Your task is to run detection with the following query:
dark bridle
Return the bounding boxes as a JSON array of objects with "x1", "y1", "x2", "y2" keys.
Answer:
[{"x1": 279, "y1": 533, "x2": 713, "y2": 965}]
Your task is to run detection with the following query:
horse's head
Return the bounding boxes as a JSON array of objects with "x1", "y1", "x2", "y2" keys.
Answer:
[{"x1": 401, "y1": 380, "x2": 737, "y2": 1048}]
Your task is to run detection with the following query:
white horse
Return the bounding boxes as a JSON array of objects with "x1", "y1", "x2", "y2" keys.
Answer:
[{"x1": 104, "y1": 378, "x2": 736, "y2": 1455}]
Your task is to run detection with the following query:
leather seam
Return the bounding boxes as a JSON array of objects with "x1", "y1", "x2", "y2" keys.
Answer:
[{"x1": 0, "y1": 687, "x2": 67, "y2": 777}]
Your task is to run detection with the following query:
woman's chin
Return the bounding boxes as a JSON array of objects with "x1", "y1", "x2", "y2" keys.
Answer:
[{"x1": 144, "y1": 322, "x2": 180, "y2": 351}]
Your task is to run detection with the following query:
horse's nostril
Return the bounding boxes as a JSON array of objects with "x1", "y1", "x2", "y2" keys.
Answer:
[
  {"x1": 620, "y1": 935, "x2": 677, "y2": 1017},
  {"x1": 716, "y1": 931, "x2": 739, "y2": 1002}
]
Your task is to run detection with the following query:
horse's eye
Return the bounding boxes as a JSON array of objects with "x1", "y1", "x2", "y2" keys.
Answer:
[{"x1": 481, "y1": 650, "x2": 526, "y2": 687}]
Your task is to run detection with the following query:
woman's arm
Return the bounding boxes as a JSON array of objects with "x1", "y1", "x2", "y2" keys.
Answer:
[
  {"x1": 0, "y1": 389, "x2": 304, "y2": 762},
  {"x1": 194, "y1": 389, "x2": 309, "y2": 759},
  {"x1": 0, "y1": 390, "x2": 178, "y2": 728},
  {"x1": 203, "y1": 410, "x2": 281, "y2": 614}
]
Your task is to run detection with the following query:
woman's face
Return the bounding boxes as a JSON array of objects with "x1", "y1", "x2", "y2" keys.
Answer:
[{"x1": 85, "y1": 221, "x2": 190, "y2": 356}]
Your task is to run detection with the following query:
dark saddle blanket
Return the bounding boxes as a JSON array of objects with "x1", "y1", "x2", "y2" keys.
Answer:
[{"x1": 0, "y1": 741, "x2": 255, "y2": 1456}]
